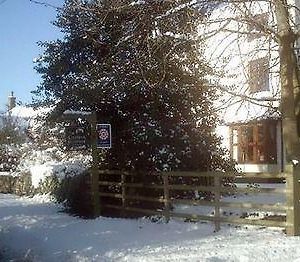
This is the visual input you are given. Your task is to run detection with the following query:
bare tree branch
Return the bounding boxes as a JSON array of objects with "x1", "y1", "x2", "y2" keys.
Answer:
[{"x1": 29, "y1": 0, "x2": 62, "y2": 10}]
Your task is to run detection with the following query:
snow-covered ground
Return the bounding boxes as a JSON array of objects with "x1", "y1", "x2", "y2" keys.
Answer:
[
  {"x1": 1, "y1": 193, "x2": 300, "y2": 262},
  {"x1": 0, "y1": 104, "x2": 296, "y2": 260}
]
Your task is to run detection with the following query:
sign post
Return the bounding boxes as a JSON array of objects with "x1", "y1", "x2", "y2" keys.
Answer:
[
  {"x1": 91, "y1": 122, "x2": 112, "y2": 216},
  {"x1": 90, "y1": 113, "x2": 101, "y2": 217},
  {"x1": 61, "y1": 111, "x2": 112, "y2": 217}
]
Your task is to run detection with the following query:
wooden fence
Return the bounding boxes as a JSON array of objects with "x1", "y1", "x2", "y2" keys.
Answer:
[{"x1": 90, "y1": 165, "x2": 300, "y2": 236}]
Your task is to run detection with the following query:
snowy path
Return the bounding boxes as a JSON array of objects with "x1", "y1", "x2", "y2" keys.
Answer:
[{"x1": 0, "y1": 194, "x2": 300, "y2": 261}]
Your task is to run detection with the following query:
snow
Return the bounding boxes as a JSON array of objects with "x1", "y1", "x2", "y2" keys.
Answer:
[
  {"x1": 1, "y1": 104, "x2": 92, "y2": 185},
  {"x1": 10, "y1": 106, "x2": 37, "y2": 119},
  {"x1": 7, "y1": 105, "x2": 53, "y2": 133},
  {"x1": 9, "y1": 105, "x2": 51, "y2": 122},
  {"x1": 1, "y1": 193, "x2": 300, "y2": 262},
  {"x1": 30, "y1": 162, "x2": 87, "y2": 188},
  {"x1": 63, "y1": 110, "x2": 92, "y2": 116}
]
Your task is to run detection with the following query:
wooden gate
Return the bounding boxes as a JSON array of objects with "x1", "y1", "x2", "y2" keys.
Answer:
[{"x1": 90, "y1": 165, "x2": 300, "y2": 236}]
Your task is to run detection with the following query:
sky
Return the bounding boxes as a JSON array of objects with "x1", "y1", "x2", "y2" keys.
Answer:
[{"x1": 0, "y1": 0, "x2": 64, "y2": 111}]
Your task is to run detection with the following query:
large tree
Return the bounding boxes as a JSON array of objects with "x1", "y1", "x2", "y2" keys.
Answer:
[{"x1": 34, "y1": 0, "x2": 229, "y2": 172}]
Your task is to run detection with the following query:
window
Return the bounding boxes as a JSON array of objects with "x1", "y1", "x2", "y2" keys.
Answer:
[
  {"x1": 230, "y1": 120, "x2": 277, "y2": 164},
  {"x1": 247, "y1": 13, "x2": 268, "y2": 41},
  {"x1": 248, "y1": 57, "x2": 269, "y2": 93}
]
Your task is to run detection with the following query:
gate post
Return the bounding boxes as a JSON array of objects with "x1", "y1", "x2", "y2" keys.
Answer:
[
  {"x1": 90, "y1": 112, "x2": 100, "y2": 217},
  {"x1": 121, "y1": 173, "x2": 127, "y2": 217},
  {"x1": 286, "y1": 164, "x2": 300, "y2": 236},
  {"x1": 163, "y1": 173, "x2": 170, "y2": 223}
]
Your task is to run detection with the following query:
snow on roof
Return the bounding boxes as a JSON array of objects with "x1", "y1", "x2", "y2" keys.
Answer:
[
  {"x1": 10, "y1": 106, "x2": 37, "y2": 119},
  {"x1": 0, "y1": 172, "x2": 10, "y2": 176},
  {"x1": 10, "y1": 105, "x2": 52, "y2": 119},
  {"x1": 63, "y1": 110, "x2": 92, "y2": 116},
  {"x1": 3, "y1": 105, "x2": 53, "y2": 131}
]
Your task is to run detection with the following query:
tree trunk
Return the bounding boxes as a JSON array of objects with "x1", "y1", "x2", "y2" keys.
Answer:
[
  {"x1": 292, "y1": 48, "x2": 300, "y2": 133},
  {"x1": 273, "y1": 0, "x2": 300, "y2": 162}
]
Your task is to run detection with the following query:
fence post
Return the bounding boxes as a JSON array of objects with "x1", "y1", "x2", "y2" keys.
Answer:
[
  {"x1": 286, "y1": 164, "x2": 300, "y2": 236},
  {"x1": 163, "y1": 173, "x2": 170, "y2": 223},
  {"x1": 214, "y1": 173, "x2": 221, "y2": 232},
  {"x1": 121, "y1": 173, "x2": 126, "y2": 216},
  {"x1": 90, "y1": 112, "x2": 100, "y2": 217}
]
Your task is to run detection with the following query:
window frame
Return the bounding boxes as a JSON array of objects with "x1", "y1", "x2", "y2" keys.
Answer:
[{"x1": 229, "y1": 120, "x2": 277, "y2": 164}]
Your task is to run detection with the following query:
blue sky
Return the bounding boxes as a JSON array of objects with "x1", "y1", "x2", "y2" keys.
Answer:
[{"x1": 0, "y1": 0, "x2": 64, "y2": 111}]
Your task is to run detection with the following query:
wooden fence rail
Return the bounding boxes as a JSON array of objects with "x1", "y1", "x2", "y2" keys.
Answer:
[{"x1": 90, "y1": 165, "x2": 300, "y2": 236}]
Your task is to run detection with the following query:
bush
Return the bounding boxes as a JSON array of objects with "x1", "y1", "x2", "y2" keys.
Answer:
[
  {"x1": 53, "y1": 172, "x2": 94, "y2": 218},
  {"x1": 0, "y1": 113, "x2": 25, "y2": 172},
  {"x1": 0, "y1": 114, "x2": 26, "y2": 145},
  {"x1": 0, "y1": 145, "x2": 22, "y2": 172}
]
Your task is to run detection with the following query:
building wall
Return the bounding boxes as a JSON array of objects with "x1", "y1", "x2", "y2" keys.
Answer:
[
  {"x1": 205, "y1": 1, "x2": 299, "y2": 172},
  {"x1": 204, "y1": 2, "x2": 280, "y2": 123}
]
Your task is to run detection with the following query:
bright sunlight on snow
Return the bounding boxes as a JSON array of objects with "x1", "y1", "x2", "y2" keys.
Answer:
[{"x1": 1, "y1": 193, "x2": 300, "y2": 262}]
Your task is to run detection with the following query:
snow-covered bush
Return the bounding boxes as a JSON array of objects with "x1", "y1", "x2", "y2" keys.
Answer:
[
  {"x1": 0, "y1": 105, "x2": 93, "y2": 204},
  {"x1": 0, "y1": 145, "x2": 22, "y2": 172},
  {"x1": 0, "y1": 112, "x2": 26, "y2": 172},
  {"x1": 0, "y1": 114, "x2": 26, "y2": 145}
]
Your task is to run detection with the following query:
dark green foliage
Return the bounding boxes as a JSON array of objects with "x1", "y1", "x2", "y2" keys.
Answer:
[
  {"x1": 53, "y1": 172, "x2": 93, "y2": 218},
  {"x1": 35, "y1": 0, "x2": 231, "y2": 173}
]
